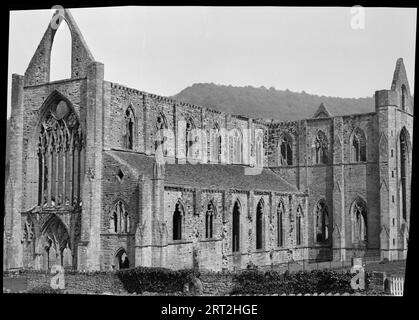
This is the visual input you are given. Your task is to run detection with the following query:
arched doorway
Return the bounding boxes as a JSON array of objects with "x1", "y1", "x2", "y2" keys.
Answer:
[
  {"x1": 40, "y1": 215, "x2": 71, "y2": 270},
  {"x1": 114, "y1": 248, "x2": 130, "y2": 270}
]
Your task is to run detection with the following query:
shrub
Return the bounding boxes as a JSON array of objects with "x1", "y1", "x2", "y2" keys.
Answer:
[
  {"x1": 231, "y1": 269, "x2": 370, "y2": 295},
  {"x1": 116, "y1": 267, "x2": 199, "y2": 294},
  {"x1": 27, "y1": 285, "x2": 64, "y2": 294}
]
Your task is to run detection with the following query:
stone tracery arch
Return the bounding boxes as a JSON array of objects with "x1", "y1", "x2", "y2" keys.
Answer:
[
  {"x1": 313, "y1": 130, "x2": 328, "y2": 164},
  {"x1": 350, "y1": 127, "x2": 367, "y2": 162},
  {"x1": 314, "y1": 199, "x2": 329, "y2": 243},
  {"x1": 40, "y1": 214, "x2": 72, "y2": 270},
  {"x1": 109, "y1": 200, "x2": 130, "y2": 233},
  {"x1": 351, "y1": 197, "x2": 368, "y2": 245},
  {"x1": 123, "y1": 105, "x2": 136, "y2": 150},
  {"x1": 36, "y1": 93, "x2": 84, "y2": 209},
  {"x1": 278, "y1": 132, "x2": 293, "y2": 166}
]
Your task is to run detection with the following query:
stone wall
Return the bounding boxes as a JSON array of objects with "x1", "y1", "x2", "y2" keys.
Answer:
[
  {"x1": 3, "y1": 271, "x2": 126, "y2": 294},
  {"x1": 3, "y1": 268, "x2": 390, "y2": 296}
]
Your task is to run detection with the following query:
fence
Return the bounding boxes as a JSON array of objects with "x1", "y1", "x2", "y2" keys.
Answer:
[{"x1": 389, "y1": 277, "x2": 404, "y2": 296}]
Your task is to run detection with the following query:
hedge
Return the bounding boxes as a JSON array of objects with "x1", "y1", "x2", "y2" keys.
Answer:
[
  {"x1": 116, "y1": 267, "x2": 200, "y2": 294},
  {"x1": 230, "y1": 269, "x2": 371, "y2": 295},
  {"x1": 27, "y1": 284, "x2": 65, "y2": 294}
]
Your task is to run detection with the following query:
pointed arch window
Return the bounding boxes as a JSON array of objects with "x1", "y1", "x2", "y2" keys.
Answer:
[
  {"x1": 37, "y1": 99, "x2": 84, "y2": 208},
  {"x1": 315, "y1": 199, "x2": 329, "y2": 242},
  {"x1": 351, "y1": 128, "x2": 367, "y2": 162},
  {"x1": 230, "y1": 128, "x2": 243, "y2": 164},
  {"x1": 205, "y1": 201, "x2": 216, "y2": 238},
  {"x1": 256, "y1": 199, "x2": 264, "y2": 249},
  {"x1": 255, "y1": 130, "x2": 264, "y2": 167},
  {"x1": 296, "y1": 205, "x2": 303, "y2": 246},
  {"x1": 186, "y1": 118, "x2": 199, "y2": 159},
  {"x1": 173, "y1": 202, "x2": 184, "y2": 240},
  {"x1": 279, "y1": 133, "x2": 293, "y2": 166},
  {"x1": 232, "y1": 201, "x2": 241, "y2": 252},
  {"x1": 110, "y1": 200, "x2": 129, "y2": 233},
  {"x1": 210, "y1": 124, "x2": 222, "y2": 163},
  {"x1": 314, "y1": 131, "x2": 328, "y2": 164},
  {"x1": 277, "y1": 201, "x2": 285, "y2": 247},
  {"x1": 352, "y1": 198, "x2": 367, "y2": 244},
  {"x1": 155, "y1": 113, "x2": 169, "y2": 156},
  {"x1": 124, "y1": 107, "x2": 135, "y2": 150}
]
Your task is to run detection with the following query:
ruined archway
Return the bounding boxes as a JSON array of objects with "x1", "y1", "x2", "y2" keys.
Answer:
[
  {"x1": 40, "y1": 214, "x2": 71, "y2": 270},
  {"x1": 114, "y1": 248, "x2": 130, "y2": 270}
]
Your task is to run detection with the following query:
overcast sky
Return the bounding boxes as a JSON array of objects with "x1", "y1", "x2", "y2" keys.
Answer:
[{"x1": 7, "y1": 6, "x2": 417, "y2": 118}]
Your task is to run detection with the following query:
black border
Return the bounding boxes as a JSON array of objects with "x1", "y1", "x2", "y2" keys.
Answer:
[{"x1": 1, "y1": 1, "x2": 418, "y2": 317}]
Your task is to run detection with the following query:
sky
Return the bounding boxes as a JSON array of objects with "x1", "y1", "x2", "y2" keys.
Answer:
[{"x1": 7, "y1": 6, "x2": 417, "y2": 118}]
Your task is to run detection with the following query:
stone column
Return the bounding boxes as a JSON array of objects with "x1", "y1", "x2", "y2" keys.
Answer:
[
  {"x1": 376, "y1": 90, "x2": 399, "y2": 261},
  {"x1": 332, "y1": 116, "x2": 346, "y2": 261},
  {"x1": 78, "y1": 61, "x2": 104, "y2": 271},
  {"x1": 151, "y1": 160, "x2": 167, "y2": 267},
  {"x1": 135, "y1": 175, "x2": 153, "y2": 267},
  {"x1": 4, "y1": 74, "x2": 25, "y2": 270}
]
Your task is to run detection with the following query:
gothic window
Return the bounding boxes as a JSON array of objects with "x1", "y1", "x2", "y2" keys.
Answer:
[
  {"x1": 400, "y1": 127, "x2": 409, "y2": 221},
  {"x1": 401, "y1": 84, "x2": 407, "y2": 111},
  {"x1": 173, "y1": 201, "x2": 184, "y2": 240},
  {"x1": 124, "y1": 211, "x2": 130, "y2": 233},
  {"x1": 210, "y1": 124, "x2": 222, "y2": 163},
  {"x1": 279, "y1": 133, "x2": 293, "y2": 166},
  {"x1": 314, "y1": 130, "x2": 328, "y2": 164},
  {"x1": 315, "y1": 199, "x2": 329, "y2": 242},
  {"x1": 124, "y1": 106, "x2": 135, "y2": 150},
  {"x1": 296, "y1": 205, "x2": 303, "y2": 246},
  {"x1": 205, "y1": 202, "x2": 215, "y2": 238},
  {"x1": 186, "y1": 118, "x2": 198, "y2": 159},
  {"x1": 256, "y1": 199, "x2": 264, "y2": 250},
  {"x1": 277, "y1": 201, "x2": 284, "y2": 247},
  {"x1": 155, "y1": 113, "x2": 168, "y2": 156},
  {"x1": 41, "y1": 215, "x2": 71, "y2": 269},
  {"x1": 37, "y1": 99, "x2": 84, "y2": 208},
  {"x1": 111, "y1": 211, "x2": 118, "y2": 233},
  {"x1": 352, "y1": 198, "x2": 367, "y2": 244},
  {"x1": 230, "y1": 128, "x2": 243, "y2": 164},
  {"x1": 232, "y1": 200, "x2": 241, "y2": 252},
  {"x1": 255, "y1": 130, "x2": 264, "y2": 167},
  {"x1": 110, "y1": 200, "x2": 129, "y2": 233},
  {"x1": 351, "y1": 128, "x2": 367, "y2": 162}
]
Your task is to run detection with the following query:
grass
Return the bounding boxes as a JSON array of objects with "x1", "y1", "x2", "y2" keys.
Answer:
[{"x1": 364, "y1": 260, "x2": 406, "y2": 277}]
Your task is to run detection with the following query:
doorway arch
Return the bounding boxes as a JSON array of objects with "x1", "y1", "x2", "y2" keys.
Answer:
[{"x1": 114, "y1": 248, "x2": 130, "y2": 270}]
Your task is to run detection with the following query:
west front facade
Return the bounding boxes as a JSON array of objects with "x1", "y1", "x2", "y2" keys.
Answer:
[{"x1": 4, "y1": 10, "x2": 413, "y2": 271}]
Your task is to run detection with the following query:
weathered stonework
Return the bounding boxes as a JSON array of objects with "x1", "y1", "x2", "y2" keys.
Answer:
[{"x1": 4, "y1": 10, "x2": 413, "y2": 272}]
